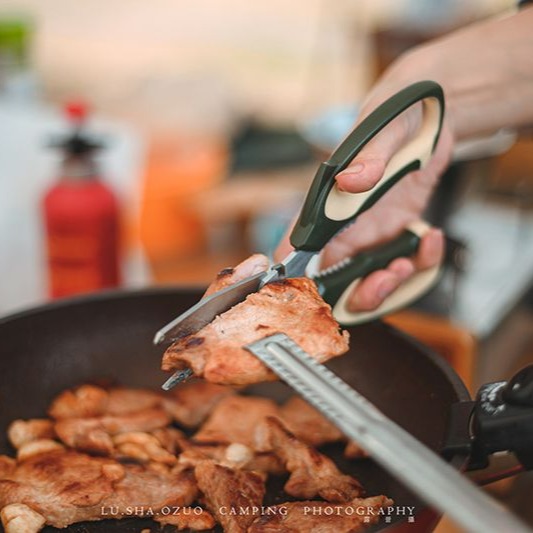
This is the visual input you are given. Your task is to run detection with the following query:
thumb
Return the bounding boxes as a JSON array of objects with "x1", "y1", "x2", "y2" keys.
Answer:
[{"x1": 335, "y1": 102, "x2": 422, "y2": 193}]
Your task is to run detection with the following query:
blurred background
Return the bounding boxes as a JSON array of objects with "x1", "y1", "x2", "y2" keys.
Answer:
[
  {"x1": 1, "y1": 0, "x2": 533, "y2": 379},
  {"x1": 1, "y1": 0, "x2": 533, "y2": 526}
]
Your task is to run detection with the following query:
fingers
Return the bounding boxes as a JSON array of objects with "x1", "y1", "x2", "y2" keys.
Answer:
[
  {"x1": 335, "y1": 103, "x2": 422, "y2": 194},
  {"x1": 415, "y1": 227, "x2": 444, "y2": 270},
  {"x1": 346, "y1": 228, "x2": 443, "y2": 312}
]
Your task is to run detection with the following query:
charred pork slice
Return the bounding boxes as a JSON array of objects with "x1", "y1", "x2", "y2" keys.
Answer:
[
  {"x1": 49, "y1": 382, "x2": 233, "y2": 429},
  {"x1": 162, "y1": 276, "x2": 349, "y2": 386},
  {"x1": 195, "y1": 460, "x2": 266, "y2": 533},
  {"x1": 0, "y1": 449, "x2": 197, "y2": 530},
  {"x1": 256, "y1": 417, "x2": 363, "y2": 502}
]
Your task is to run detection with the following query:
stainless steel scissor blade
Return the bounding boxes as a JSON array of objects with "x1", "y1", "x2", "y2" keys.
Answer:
[
  {"x1": 153, "y1": 250, "x2": 315, "y2": 346},
  {"x1": 153, "y1": 272, "x2": 265, "y2": 346}
]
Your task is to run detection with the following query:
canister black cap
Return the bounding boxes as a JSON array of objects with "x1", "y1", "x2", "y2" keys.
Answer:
[{"x1": 49, "y1": 101, "x2": 105, "y2": 155}]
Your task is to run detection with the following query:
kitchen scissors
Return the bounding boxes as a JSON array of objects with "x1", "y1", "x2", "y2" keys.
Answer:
[{"x1": 155, "y1": 80, "x2": 445, "y2": 388}]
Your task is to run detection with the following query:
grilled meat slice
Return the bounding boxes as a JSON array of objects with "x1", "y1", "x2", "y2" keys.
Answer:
[
  {"x1": 194, "y1": 396, "x2": 280, "y2": 446},
  {"x1": 162, "y1": 276, "x2": 349, "y2": 386},
  {"x1": 280, "y1": 396, "x2": 344, "y2": 447},
  {"x1": 49, "y1": 382, "x2": 232, "y2": 430},
  {"x1": 113, "y1": 432, "x2": 177, "y2": 465},
  {"x1": 178, "y1": 440, "x2": 284, "y2": 475},
  {"x1": 0, "y1": 457, "x2": 15, "y2": 478},
  {"x1": 344, "y1": 441, "x2": 369, "y2": 460},
  {"x1": 1, "y1": 503, "x2": 45, "y2": 533},
  {"x1": 279, "y1": 397, "x2": 367, "y2": 458},
  {"x1": 184, "y1": 396, "x2": 284, "y2": 474},
  {"x1": 256, "y1": 417, "x2": 363, "y2": 502},
  {"x1": 106, "y1": 388, "x2": 162, "y2": 415},
  {"x1": 161, "y1": 381, "x2": 235, "y2": 428},
  {"x1": 54, "y1": 407, "x2": 171, "y2": 455},
  {"x1": 195, "y1": 460, "x2": 266, "y2": 533},
  {"x1": 248, "y1": 495, "x2": 394, "y2": 533},
  {"x1": 7, "y1": 420, "x2": 55, "y2": 450},
  {"x1": 17, "y1": 440, "x2": 65, "y2": 461},
  {"x1": 0, "y1": 449, "x2": 197, "y2": 530},
  {"x1": 48, "y1": 385, "x2": 109, "y2": 419},
  {"x1": 48, "y1": 384, "x2": 162, "y2": 419}
]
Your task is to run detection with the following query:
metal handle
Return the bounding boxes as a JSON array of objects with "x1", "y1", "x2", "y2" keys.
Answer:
[
  {"x1": 290, "y1": 80, "x2": 444, "y2": 252},
  {"x1": 314, "y1": 221, "x2": 441, "y2": 325}
]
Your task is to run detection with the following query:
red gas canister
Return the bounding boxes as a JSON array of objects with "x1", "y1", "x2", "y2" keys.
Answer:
[{"x1": 42, "y1": 102, "x2": 121, "y2": 298}]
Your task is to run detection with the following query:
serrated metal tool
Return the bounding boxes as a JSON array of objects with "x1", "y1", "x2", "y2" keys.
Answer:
[{"x1": 246, "y1": 333, "x2": 531, "y2": 533}]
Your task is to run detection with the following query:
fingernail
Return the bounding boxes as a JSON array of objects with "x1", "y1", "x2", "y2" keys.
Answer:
[
  {"x1": 348, "y1": 293, "x2": 360, "y2": 312},
  {"x1": 377, "y1": 280, "x2": 396, "y2": 300},
  {"x1": 337, "y1": 163, "x2": 364, "y2": 192},
  {"x1": 348, "y1": 163, "x2": 364, "y2": 174},
  {"x1": 338, "y1": 163, "x2": 364, "y2": 179}
]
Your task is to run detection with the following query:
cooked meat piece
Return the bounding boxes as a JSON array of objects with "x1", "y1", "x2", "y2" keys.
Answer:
[
  {"x1": 280, "y1": 396, "x2": 344, "y2": 447},
  {"x1": 344, "y1": 441, "x2": 369, "y2": 460},
  {"x1": 0, "y1": 449, "x2": 197, "y2": 529},
  {"x1": 203, "y1": 254, "x2": 270, "y2": 297},
  {"x1": 7, "y1": 420, "x2": 55, "y2": 450},
  {"x1": 54, "y1": 407, "x2": 171, "y2": 455},
  {"x1": 248, "y1": 495, "x2": 394, "y2": 533},
  {"x1": 162, "y1": 277, "x2": 349, "y2": 386},
  {"x1": 0, "y1": 457, "x2": 15, "y2": 478},
  {"x1": 113, "y1": 432, "x2": 177, "y2": 465},
  {"x1": 156, "y1": 507, "x2": 216, "y2": 531},
  {"x1": 55, "y1": 421, "x2": 113, "y2": 455},
  {"x1": 194, "y1": 396, "x2": 280, "y2": 446},
  {"x1": 48, "y1": 385, "x2": 109, "y2": 419},
  {"x1": 189, "y1": 396, "x2": 293, "y2": 474},
  {"x1": 106, "y1": 388, "x2": 162, "y2": 415},
  {"x1": 280, "y1": 397, "x2": 368, "y2": 457},
  {"x1": 1, "y1": 503, "x2": 45, "y2": 533},
  {"x1": 162, "y1": 381, "x2": 235, "y2": 428},
  {"x1": 256, "y1": 417, "x2": 363, "y2": 502},
  {"x1": 48, "y1": 384, "x2": 164, "y2": 419},
  {"x1": 151, "y1": 427, "x2": 187, "y2": 454},
  {"x1": 17, "y1": 440, "x2": 64, "y2": 461},
  {"x1": 50, "y1": 381, "x2": 232, "y2": 432},
  {"x1": 195, "y1": 460, "x2": 266, "y2": 533},
  {"x1": 178, "y1": 440, "x2": 284, "y2": 475}
]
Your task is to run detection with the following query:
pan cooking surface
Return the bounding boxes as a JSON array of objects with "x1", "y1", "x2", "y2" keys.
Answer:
[{"x1": 0, "y1": 288, "x2": 469, "y2": 532}]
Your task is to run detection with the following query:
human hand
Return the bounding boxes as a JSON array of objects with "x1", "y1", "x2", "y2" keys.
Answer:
[
  {"x1": 276, "y1": 6, "x2": 533, "y2": 313},
  {"x1": 275, "y1": 82, "x2": 453, "y2": 312}
]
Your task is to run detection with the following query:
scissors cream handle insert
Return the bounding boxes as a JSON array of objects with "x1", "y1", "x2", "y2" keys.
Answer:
[{"x1": 325, "y1": 96, "x2": 442, "y2": 221}]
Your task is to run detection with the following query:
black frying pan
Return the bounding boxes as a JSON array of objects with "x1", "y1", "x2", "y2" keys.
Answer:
[{"x1": 0, "y1": 288, "x2": 470, "y2": 532}]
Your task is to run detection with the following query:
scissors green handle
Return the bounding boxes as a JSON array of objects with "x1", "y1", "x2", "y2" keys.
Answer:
[
  {"x1": 290, "y1": 80, "x2": 444, "y2": 251},
  {"x1": 313, "y1": 221, "x2": 441, "y2": 324},
  {"x1": 289, "y1": 80, "x2": 445, "y2": 323}
]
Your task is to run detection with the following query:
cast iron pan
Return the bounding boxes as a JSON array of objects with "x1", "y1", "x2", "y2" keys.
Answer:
[{"x1": 0, "y1": 288, "x2": 470, "y2": 532}]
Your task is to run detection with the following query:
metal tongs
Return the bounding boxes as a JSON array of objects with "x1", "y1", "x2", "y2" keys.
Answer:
[{"x1": 155, "y1": 81, "x2": 444, "y2": 387}]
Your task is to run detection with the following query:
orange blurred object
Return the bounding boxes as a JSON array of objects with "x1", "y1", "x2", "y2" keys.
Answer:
[{"x1": 139, "y1": 137, "x2": 228, "y2": 281}]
